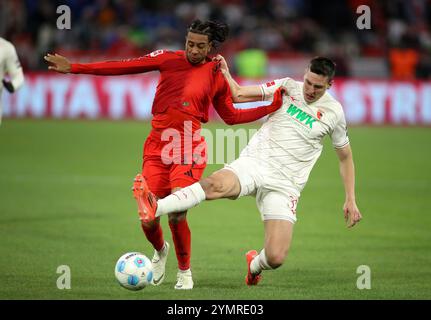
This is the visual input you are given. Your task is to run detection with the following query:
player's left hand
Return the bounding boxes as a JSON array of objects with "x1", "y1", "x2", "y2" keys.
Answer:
[{"x1": 343, "y1": 200, "x2": 362, "y2": 228}]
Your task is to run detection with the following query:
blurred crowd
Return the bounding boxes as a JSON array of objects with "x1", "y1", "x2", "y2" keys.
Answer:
[{"x1": 1, "y1": 0, "x2": 430, "y2": 79}]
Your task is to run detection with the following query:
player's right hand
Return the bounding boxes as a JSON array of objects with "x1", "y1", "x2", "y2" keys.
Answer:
[
  {"x1": 44, "y1": 53, "x2": 71, "y2": 73},
  {"x1": 213, "y1": 54, "x2": 229, "y2": 75}
]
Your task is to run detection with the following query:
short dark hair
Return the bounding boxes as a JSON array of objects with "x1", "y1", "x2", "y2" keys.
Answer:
[
  {"x1": 309, "y1": 57, "x2": 336, "y2": 81},
  {"x1": 188, "y1": 19, "x2": 229, "y2": 47}
]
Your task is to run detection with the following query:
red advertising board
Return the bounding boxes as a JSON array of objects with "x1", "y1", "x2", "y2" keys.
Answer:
[{"x1": 2, "y1": 73, "x2": 431, "y2": 125}]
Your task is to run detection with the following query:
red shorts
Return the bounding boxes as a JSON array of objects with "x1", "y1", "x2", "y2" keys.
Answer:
[{"x1": 142, "y1": 133, "x2": 207, "y2": 198}]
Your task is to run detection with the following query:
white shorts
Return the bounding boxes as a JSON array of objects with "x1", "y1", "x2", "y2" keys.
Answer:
[{"x1": 223, "y1": 156, "x2": 299, "y2": 224}]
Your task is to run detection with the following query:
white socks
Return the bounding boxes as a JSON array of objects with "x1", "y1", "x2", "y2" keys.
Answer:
[
  {"x1": 250, "y1": 249, "x2": 272, "y2": 275},
  {"x1": 156, "y1": 182, "x2": 206, "y2": 217}
]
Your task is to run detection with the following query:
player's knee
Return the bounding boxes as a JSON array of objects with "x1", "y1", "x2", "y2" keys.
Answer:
[
  {"x1": 266, "y1": 250, "x2": 288, "y2": 269},
  {"x1": 168, "y1": 212, "x2": 187, "y2": 224},
  {"x1": 201, "y1": 175, "x2": 226, "y2": 199}
]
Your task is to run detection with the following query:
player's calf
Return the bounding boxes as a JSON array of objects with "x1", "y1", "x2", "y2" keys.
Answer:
[{"x1": 263, "y1": 220, "x2": 293, "y2": 268}]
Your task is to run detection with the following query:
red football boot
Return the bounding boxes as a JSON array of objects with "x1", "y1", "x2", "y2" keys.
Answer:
[
  {"x1": 245, "y1": 250, "x2": 262, "y2": 286},
  {"x1": 132, "y1": 174, "x2": 158, "y2": 223}
]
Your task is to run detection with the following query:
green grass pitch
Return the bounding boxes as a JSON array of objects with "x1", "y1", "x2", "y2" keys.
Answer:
[{"x1": 0, "y1": 119, "x2": 430, "y2": 299}]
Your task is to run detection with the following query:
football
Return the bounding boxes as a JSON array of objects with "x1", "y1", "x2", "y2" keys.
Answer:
[{"x1": 115, "y1": 252, "x2": 153, "y2": 290}]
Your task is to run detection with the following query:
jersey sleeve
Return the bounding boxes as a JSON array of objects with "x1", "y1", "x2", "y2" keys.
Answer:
[
  {"x1": 4, "y1": 42, "x2": 24, "y2": 91},
  {"x1": 213, "y1": 73, "x2": 283, "y2": 125},
  {"x1": 70, "y1": 49, "x2": 171, "y2": 75},
  {"x1": 330, "y1": 106, "x2": 350, "y2": 149},
  {"x1": 260, "y1": 77, "x2": 295, "y2": 101}
]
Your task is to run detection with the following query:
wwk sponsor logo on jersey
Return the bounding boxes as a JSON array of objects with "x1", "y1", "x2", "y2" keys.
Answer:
[{"x1": 286, "y1": 104, "x2": 317, "y2": 128}]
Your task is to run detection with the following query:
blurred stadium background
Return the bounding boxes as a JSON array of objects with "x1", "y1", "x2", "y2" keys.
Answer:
[
  {"x1": 0, "y1": 0, "x2": 431, "y2": 300},
  {"x1": 2, "y1": 0, "x2": 431, "y2": 122}
]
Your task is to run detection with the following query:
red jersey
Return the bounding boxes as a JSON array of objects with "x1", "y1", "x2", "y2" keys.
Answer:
[{"x1": 70, "y1": 50, "x2": 279, "y2": 136}]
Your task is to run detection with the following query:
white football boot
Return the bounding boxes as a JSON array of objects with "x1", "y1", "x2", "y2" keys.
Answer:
[
  {"x1": 151, "y1": 241, "x2": 170, "y2": 286},
  {"x1": 174, "y1": 269, "x2": 194, "y2": 290}
]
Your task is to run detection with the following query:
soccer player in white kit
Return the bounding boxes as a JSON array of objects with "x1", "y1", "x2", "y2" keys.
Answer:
[
  {"x1": 0, "y1": 37, "x2": 25, "y2": 125},
  {"x1": 133, "y1": 56, "x2": 362, "y2": 286}
]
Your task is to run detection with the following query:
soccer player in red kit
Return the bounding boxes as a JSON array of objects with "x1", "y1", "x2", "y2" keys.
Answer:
[{"x1": 44, "y1": 20, "x2": 284, "y2": 290}]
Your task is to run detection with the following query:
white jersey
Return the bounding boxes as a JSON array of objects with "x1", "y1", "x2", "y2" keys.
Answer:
[
  {"x1": 240, "y1": 77, "x2": 349, "y2": 195},
  {"x1": 0, "y1": 37, "x2": 25, "y2": 124}
]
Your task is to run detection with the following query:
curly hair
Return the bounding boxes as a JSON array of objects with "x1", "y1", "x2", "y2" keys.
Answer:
[{"x1": 188, "y1": 19, "x2": 229, "y2": 47}]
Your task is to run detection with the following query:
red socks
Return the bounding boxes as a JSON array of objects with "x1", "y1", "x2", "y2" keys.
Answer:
[
  {"x1": 141, "y1": 218, "x2": 191, "y2": 270},
  {"x1": 169, "y1": 219, "x2": 191, "y2": 270},
  {"x1": 141, "y1": 221, "x2": 165, "y2": 252}
]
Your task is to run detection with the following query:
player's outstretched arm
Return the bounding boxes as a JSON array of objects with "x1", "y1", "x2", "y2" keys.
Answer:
[
  {"x1": 214, "y1": 86, "x2": 286, "y2": 125},
  {"x1": 336, "y1": 145, "x2": 362, "y2": 228},
  {"x1": 45, "y1": 51, "x2": 165, "y2": 75},
  {"x1": 44, "y1": 53, "x2": 71, "y2": 73},
  {"x1": 214, "y1": 54, "x2": 262, "y2": 103}
]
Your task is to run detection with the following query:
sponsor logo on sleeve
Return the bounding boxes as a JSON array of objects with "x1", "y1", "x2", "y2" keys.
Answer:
[{"x1": 266, "y1": 81, "x2": 275, "y2": 87}]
